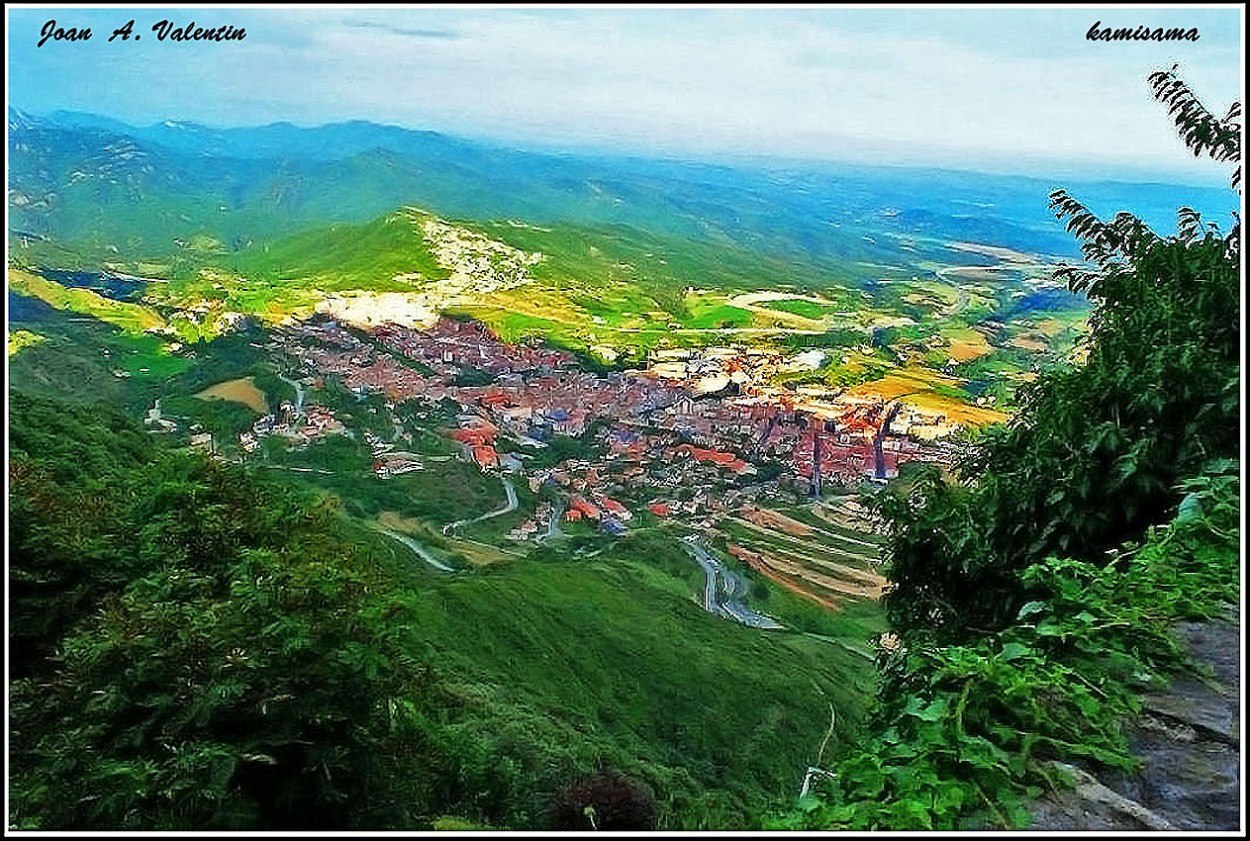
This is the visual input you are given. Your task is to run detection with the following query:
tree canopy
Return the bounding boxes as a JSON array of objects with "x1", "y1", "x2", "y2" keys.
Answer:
[{"x1": 879, "y1": 67, "x2": 1241, "y2": 638}]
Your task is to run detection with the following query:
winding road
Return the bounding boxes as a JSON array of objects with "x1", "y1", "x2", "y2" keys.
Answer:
[
  {"x1": 682, "y1": 536, "x2": 784, "y2": 630},
  {"x1": 372, "y1": 524, "x2": 457, "y2": 572},
  {"x1": 536, "y1": 496, "x2": 566, "y2": 544},
  {"x1": 276, "y1": 372, "x2": 306, "y2": 416},
  {"x1": 443, "y1": 476, "x2": 518, "y2": 535}
]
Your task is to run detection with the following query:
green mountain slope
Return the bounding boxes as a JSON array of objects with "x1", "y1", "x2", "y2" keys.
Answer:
[{"x1": 8, "y1": 390, "x2": 883, "y2": 829}]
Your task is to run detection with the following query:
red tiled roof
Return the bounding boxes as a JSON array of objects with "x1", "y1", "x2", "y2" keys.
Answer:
[
  {"x1": 569, "y1": 495, "x2": 602, "y2": 520},
  {"x1": 449, "y1": 428, "x2": 493, "y2": 445},
  {"x1": 601, "y1": 498, "x2": 627, "y2": 515}
]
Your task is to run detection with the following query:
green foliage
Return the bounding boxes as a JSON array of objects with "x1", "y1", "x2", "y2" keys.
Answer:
[
  {"x1": 8, "y1": 394, "x2": 426, "y2": 830},
  {"x1": 451, "y1": 366, "x2": 496, "y2": 387},
  {"x1": 164, "y1": 394, "x2": 261, "y2": 443},
  {"x1": 774, "y1": 458, "x2": 1239, "y2": 831},
  {"x1": 1148, "y1": 64, "x2": 1241, "y2": 191},
  {"x1": 781, "y1": 69, "x2": 1242, "y2": 832},
  {"x1": 882, "y1": 70, "x2": 1241, "y2": 638}
]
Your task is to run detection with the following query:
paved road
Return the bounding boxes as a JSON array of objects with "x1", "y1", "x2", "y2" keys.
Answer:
[
  {"x1": 258, "y1": 463, "x2": 335, "y2": 475},
  {"x1": 682, "y1": 536, "x2": 784, "y2": 630},
  {"x1": 536, "y1": 496, "x2": 566, "y2": 544},
  {"x1": 372, "y1": 524, "x2": 457, "y2": 572},
  {"x1": 444, "y1": 476, "x2": 517, "y2": 535}
]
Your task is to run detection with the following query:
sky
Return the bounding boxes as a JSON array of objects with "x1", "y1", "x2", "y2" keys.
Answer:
[{"x1": 6, "y1": 5, "x2": 1244, "y2": 185}]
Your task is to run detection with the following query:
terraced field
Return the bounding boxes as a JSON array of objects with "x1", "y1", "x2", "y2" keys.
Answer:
[{"x1": 716, "y1": 504, "x2": 887, "y2": 611}]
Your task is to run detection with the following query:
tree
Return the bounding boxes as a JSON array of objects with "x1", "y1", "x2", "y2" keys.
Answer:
[
  {"x1": 879, "y1": 68, "x2": 1241, "y2": 638},
  {"x1": 8, "y1": 394, "x2": 429, "y2": 830}
]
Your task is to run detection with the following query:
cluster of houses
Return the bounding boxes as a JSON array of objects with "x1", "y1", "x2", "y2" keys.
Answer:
[
  {"x1": 238, "y1": 398, "x2": 345, "y2": 453},
  {"x1": 264, "y1": 316, "x2": 970, "y2": 525}
]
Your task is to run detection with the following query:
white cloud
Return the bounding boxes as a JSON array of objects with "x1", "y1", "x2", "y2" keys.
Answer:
[{"x1": 7, "y1": 7, "x2": 1241, "y2": 182}]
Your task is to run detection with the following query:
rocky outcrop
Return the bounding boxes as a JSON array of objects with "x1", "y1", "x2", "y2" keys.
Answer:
[{"x1": 1031, "y1": 616, "x2": 1240, "y2": 831}]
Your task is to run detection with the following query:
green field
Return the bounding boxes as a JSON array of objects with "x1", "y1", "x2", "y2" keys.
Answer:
[{"x1": 760, "y1": 298, "x2": 841, "y2": 320}]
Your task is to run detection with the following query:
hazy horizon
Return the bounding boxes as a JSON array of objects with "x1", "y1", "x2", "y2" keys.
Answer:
[
  {"x1": 7, "y1": 6, "x2": 1243, "y2": 188},
  {"x1": 11, "y1": 103, "x2": 1239, "y2": 195}
]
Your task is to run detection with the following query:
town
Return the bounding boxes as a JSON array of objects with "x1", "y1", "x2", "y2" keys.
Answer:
[{"x1": 243, "y1": 315, "x2": 965, "y2": 542}]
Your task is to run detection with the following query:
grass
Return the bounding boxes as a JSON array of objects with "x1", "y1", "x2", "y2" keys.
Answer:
[
  {"x1": 226, "y1": 210, "x2": 449, "y2": 290},
  {"x1": 382, "y1": 541, "x2": 883, "y2": 829},
  {"x1": 8, "y1": 329, "x2": 47, "y2": 357},
  {"x1": 684, "y1": 292, "x2": 755, "y2": 329},
  {"x1": 9, "y1": 268, "x2": 166, "y2": 335},
  {"x1": 6, "y1": 306, "x2": 192, "y2": 412},
  {"x1": 840, "y1": 368, "x2": 1010, "y2": 426},
  {"x1": 761, "y1": 299, "x2": 841, "y2": 320}
]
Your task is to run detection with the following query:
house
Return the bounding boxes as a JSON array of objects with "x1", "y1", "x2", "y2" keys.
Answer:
[
  {"x1": 472, "y1": 446, "x2": 499, "y2": 470},
  {"x1": 449, "y1": 427, "x2": 493, "y2": 446},
  {"x1": 600, "y1": 497, "x2": 632, "y2": 521},
  {"x1": 568, "y1": 495, "x2": 602, "y2": 521},
  {"x1": 600, "y1": 517, "x2": 627, "y2": 535},
  {"x1": 480, "y1": 390, "x2": 510, "y2": 408}
]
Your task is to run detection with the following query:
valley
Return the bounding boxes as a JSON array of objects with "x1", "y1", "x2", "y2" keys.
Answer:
[
  {"x1": 4, "y1": 109, "x2": 1100, "y2": 828},
  {"x1": 8, "y1": 104, "x2": 1235, "y2": 831}
]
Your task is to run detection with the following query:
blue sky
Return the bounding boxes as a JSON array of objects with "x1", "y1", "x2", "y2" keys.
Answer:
[{"x1": 6, "y1": 6, "x2": 1243, "y2": 184}]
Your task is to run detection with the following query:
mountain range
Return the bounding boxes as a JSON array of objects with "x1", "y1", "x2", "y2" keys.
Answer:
[{"x1": 11, "y1": 107, "x2": 1237, "y2": 275}]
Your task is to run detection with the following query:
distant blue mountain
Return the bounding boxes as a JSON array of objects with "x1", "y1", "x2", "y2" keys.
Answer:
[{"x1": 9, "y1": 108, "x2": 1238, "y2": 267}]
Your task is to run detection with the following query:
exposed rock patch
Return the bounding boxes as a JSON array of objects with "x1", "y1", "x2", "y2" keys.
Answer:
[{"x1": 1030, "y1": 617, "x2": 1240, "y2": 831}]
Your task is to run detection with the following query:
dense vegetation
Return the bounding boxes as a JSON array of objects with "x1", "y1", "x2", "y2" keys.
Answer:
[
  {"x1": 777, "y1": 68, "x2": 1241, "y2": 830},
  {"x1": 8, "y1": 391, "x2": 881, "y2": 830},
  {"x1": 9, "y1": 393, "x2": 425, "y2": 829}
]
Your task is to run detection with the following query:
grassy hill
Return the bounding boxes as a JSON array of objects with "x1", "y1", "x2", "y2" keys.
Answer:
[
  {"x1": 372, "y1": 535, "x2": 883, "y2": 828},
  {"x1": 8, "y1": 389, "x2": 883, "y2": 829}
]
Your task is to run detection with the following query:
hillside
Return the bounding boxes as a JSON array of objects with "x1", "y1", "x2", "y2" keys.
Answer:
[
  {"x1": 12, "y1": 108, "x2": 1236, "y2": 270},
  {"x1": 7, "y1": 390, "x2": 883, "y2": 829},
  {"x1": 7, "y1": 81, "x2": 1239, "y2": 833}
]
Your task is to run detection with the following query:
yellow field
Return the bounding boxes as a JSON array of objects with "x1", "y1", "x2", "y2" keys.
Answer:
[
  {"x1": 479, "y1": 286, "x2": 594, "y2": 326},
  {"x1": 946, "y1": 332, "x2": 992, "y2": 362},
  {"x1": 738, "y1": 505, "x2": 815, "y2": 537},
  {"x1": 1007, "y1": 334, "x2": 1049, "y2": 352},
  {"x1": 843, "y1": 369, "x2": 1008, "y2": 426},
  {"x1": 446, "y1": 538, "x2": 515, "y2": 567},
  {"x1": 378, "y1": 511, "x2": 512, "y2": 567},
  {"x1": 8, "y1": 329, "x2": 46, "y2": 357},
  {"x1": 195, "y1": 377, "x2": 269, "y2": 413}
]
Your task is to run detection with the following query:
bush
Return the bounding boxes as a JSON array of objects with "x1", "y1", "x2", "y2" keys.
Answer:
[{"x1": 549, "y1": 771, "x2": 658, "y2": 831}]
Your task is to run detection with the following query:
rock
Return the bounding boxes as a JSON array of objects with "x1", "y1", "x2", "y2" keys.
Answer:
[
  {"x1": 1033, "y1": 762, "x2": 1177, "y2": 830},
  {"x1": 1030, "y1": 617, "x2": 1241, "y2": 831}
]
